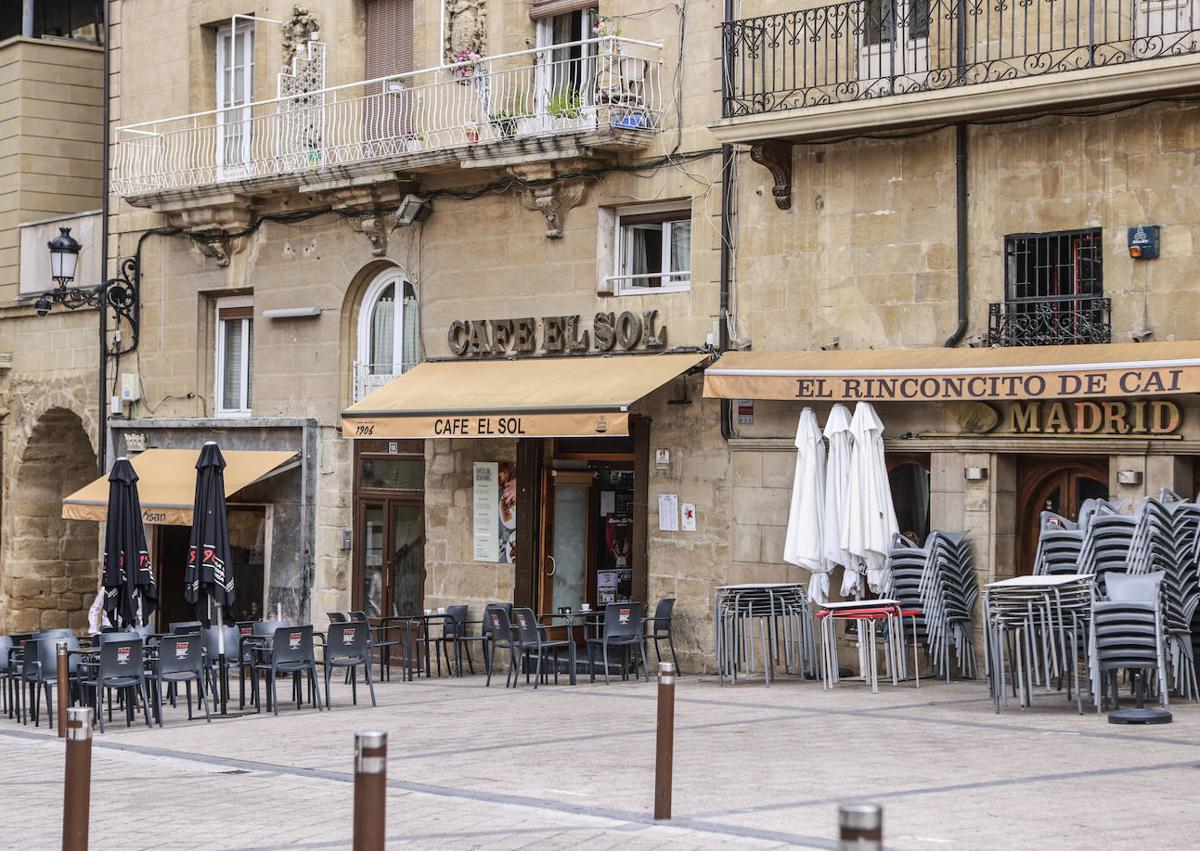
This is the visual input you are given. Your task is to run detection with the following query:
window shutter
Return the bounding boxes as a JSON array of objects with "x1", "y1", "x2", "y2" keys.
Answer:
[
  {"x1": 366, "y1": 0, "x2": 414, "y2": 79},
  {"x1": 529, "y1": 0, "x2": 595, "y2": 21}
]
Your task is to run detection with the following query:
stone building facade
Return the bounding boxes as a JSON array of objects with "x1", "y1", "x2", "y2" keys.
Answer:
[
  {"x1": 0, "y1": 13, "x2": 107, "y2": 632},
  {"x1": 3, "y1": 0, "x2": 1200, "y2": 676}
]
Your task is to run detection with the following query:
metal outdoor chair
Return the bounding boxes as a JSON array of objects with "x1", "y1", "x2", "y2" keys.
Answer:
[
  {"x1": 511, "y1": 608, "x2": 571, "y2": 688},
  {"x1": 170, "y1": 621, "x2": 203, "y2": 634},
  {"x1": 0, "y1": 636, "x2": 12, "y2": 715},
  {"x1": 152, "y1": 633, "x2": 210, "y2": 725},
  {"x1": 78, "y1": 638, "x2": 153, "y2": 733},
  {"x1": 201, "y1": 625, "x2": 241, "y2": 708},
  {"x1": 252, "y1": 625, "x2": 323, "y2": 715},
  {"x1": 1092, "y1": 571, "x2": 1169, "y2": 714},
  {"x1": 327, "y1": 612, "x2": 349, "y2": 623},
  {"x1": 587, "y1": 602, "x2": 649, "y2": 685},
  {"x1": 439, "y1": 605, "x2": 471, "y2": 676},
  {"x1": 645, "y1": 597, "x2": 680, "y2": 673},
  {"x1": 322, "y1": 621, "x2": 376, "y2": 708}
]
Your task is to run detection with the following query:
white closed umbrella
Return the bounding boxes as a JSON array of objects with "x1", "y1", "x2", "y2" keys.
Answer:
[
  {"x1": 822, "y1": 404, "x2": 857, "y2": 596},
  {"x1": 783, "y1": 408, "x2": 830, "y2": 602},
  {"x1": 841, "y1": 402, "x2": 899, "y2": 593}
]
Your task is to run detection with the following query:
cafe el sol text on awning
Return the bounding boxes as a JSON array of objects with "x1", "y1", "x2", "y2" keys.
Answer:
[
  {"x1": 62, "y1": 448, "x2": 299, "y2": 526},
  {"x1": 341, "y1": 353, "x2": 709, "y2": 439},
  {"x1": 703, "y1": 341, "x2": 1200, "y2": 403}
]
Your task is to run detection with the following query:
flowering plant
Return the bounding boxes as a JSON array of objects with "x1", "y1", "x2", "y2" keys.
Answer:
[
  {"x1": 450, "y1": 49, "x2": 482, "y2": 80},
  {"x1": 592, "y1": 15, "x2": 620, "y2": 38}
]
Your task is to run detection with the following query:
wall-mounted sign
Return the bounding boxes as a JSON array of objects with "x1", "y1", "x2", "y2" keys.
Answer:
[
  {"x1": 472, "y1": 462, "x2": 499, "y2": 562},
  {"x1": 1006, "y1": 400, "x2": 1182, "y2": 436},
  {"x1": 448, "y1": 311, "x2": 668, "y2": 357}
]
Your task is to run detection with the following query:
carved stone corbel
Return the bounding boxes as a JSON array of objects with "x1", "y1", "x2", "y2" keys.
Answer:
[
  {"x1": 192, "y1": 234, "x2": 233, "y2": 267},
  {"x1": 750, "y1": 141, "x2": 794, "y2": 211},
  {"x1": 518, "y1": 181, "x2": 588, "y2": 239},
  {"x1": 349, "y1": 213, "x2": 390, "y2": 256}
]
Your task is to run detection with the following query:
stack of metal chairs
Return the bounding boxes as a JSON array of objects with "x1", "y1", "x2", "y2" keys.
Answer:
[
  {"x1": 1125, "y1": 491, "x2": 1200, "y2": 699},
  {"x1": 985, "y1": 574, "x2": 1095, "y2": 713},
  {"x1": 714, "y1": 583, "x2": 818, "y2": 685},
  {"x1": 883, "y1": 530, "x2": 978, "y2": 680},
  {"x1": 1077, "y1": 506, "x2": 1138, "y2": 593},
  {"x1": 1032, "y1": 511, "x2": 1084, "y2": 575}
]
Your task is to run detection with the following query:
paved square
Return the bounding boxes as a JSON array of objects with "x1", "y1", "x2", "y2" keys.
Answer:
[{"x1": 3, "y1": 671, "x2": 1200, "y2": 849}]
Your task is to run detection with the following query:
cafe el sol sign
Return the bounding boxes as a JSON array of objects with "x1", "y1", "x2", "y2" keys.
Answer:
[
  {"x1": 1006, "y1": 399, "x2": 1182, "y2": 436},
  {"x1": 448, "y1": 311, "x2": 668, "y2": 357}
]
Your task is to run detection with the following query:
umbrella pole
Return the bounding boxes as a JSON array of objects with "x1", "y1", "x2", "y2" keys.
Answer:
[{"x1": 216, "y1": 596, "x2": 228, "y2": 716}]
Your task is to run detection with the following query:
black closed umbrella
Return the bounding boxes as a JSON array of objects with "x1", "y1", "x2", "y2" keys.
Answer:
[
  {"x1": 102, "y1": 457, "x2": 157, "y2": 629},
  {"x1": 184, "y1": 442, "x2": 235, "y2": 713}
]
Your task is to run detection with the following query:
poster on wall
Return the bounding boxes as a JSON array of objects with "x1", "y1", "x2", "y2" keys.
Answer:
[
  {"x1": 497, "y1": 461, "x2": 516, "y2": 565},
  {"x1": 473, "y1": 462, "x2": 498, "y2": 562}
]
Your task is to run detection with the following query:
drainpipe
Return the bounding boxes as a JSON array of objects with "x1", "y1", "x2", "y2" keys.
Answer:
[
  {"x1": 98, "y1": 0, "x2": 111, "y2": 473},
  {"x1": 719, "y1": 0, "x2": 735, "y2": 440},
  {"x1": 944, "y1": 123, "x2": 969, "y2": 348}
]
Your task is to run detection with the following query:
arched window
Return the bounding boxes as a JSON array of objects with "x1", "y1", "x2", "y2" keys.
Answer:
[{"x1": 355, "y1": 268, "x2": 419, "y2": 401}]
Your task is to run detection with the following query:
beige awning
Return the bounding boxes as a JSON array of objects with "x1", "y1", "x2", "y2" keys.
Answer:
[
  {"x1": 704, "y1": 341, "x2": 1200, "y2": 402},
  {"x1": 63, "y1": 449, "x2": 299, "y2": 525},
  {"x1": 342, "y1": 353, "x2": 709, "y2": 439}
]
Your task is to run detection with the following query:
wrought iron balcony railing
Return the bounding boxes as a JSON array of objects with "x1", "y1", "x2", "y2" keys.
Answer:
[
  {"x1": 114, "y1": 37, "x2": 664, "y2": 198},
  {"x1": 722, "y1": 0, "x2": 1200, "y2": 117},
  {"x1": 987, "y1": 294, "x2": 1112, "y2": 346}
]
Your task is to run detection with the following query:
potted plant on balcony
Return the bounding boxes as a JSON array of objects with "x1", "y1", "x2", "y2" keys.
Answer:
[
  {"x1": 403, "y1": 132, "x2": 424, "y2": 152},
  {"x1": 547, "y1": 86, "x2": 587, "y2": 131},
  {"x1": 489, "y1": 108, "x2": 521, "y2": 140},
  {"x1": 465, "y1": 122, "x2": 481, "y2": 144}
]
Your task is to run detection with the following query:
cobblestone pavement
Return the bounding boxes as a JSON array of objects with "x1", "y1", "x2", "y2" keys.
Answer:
[{"x1": 4, "y1": 670, "x2": 1200, "y2": 849}]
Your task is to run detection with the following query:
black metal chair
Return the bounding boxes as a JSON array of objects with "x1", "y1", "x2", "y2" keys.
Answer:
[
  {"x1": 587, "y1": 602, "x2": 649, "y2": 685},
  {"x1": 645, "y1": 597, "x2": 680, "y2": 673},
  {"x1": 78, "y1": 639, "x2": 153, "y2": 733},
  {"x1": 253, "y1": 625, "x2": 323, "y2": 715},
  {"x1": 153, "y1": 633, "x2": 210, "y2": 725},
  {"x1": 511, "y1": 608, "x2": 571, "y2": 688},
  {"x1": 322, "y1": 621, "x2": 376, "y2": 708}
]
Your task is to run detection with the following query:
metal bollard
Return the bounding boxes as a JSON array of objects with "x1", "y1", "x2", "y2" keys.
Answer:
[
  {"x1": 62, "y1": 706, "x2": 93, "y2": 851},
  {"x1": 838, "y1": 803, "x2": 882, "y2": 850},
  {"x1": 353, "y1": 730, "x2": 387, "y2": 851},
  {"x1": 56, "y1": 642, "x2": 69, "y2": 738},
  {"x1": 654, "y1": 661, "x2": 676, "y2": 821}
]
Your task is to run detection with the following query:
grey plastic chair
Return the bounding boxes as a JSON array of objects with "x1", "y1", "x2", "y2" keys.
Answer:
[
  {"x1": 170, "y1": 621, "x2": 203, "y2": 634},
  {"x1": 323, "y1": 621, "x2": 376, "y2": 708},
  {"x1": 1092, "y1": 571, "x2": 1169, "y2": 713},
  {"x1": 645, "y1": 598, "x2": 680, "y2": 673},
  {"x1": 153, "y1": 633, "x2": 210, "y2": 725},
  {"x1": 78, "y1": 638, "x2": 153, "y2": 733},
  {"x1": 587, "y1": 603, "x2": 649, "y2": 685},
  {"x1": 511, "y1": 608, "x2": 570, "y2": 688},
  {"x1": 484, "y1": 607, "x2": 519, "y2": 688},
  {"x1": 26, "y1": 630, "x2": 82, "y2": 729},
  {"x1": 253, "y1": 625, "x2": 323, "y2": 715}
]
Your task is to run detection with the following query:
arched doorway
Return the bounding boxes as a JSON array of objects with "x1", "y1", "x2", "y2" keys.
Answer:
[
  {"x1": 3, "y1": 407, "x2": 98, "y2": 632},
  {"x1": 1016, "y1": 456, "x2": 1109, "y2": 575}
]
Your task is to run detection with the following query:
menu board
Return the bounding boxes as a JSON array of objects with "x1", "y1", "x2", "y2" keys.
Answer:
[{"x1": 473, "y1": 462, "x2": 498, "y2": 562}]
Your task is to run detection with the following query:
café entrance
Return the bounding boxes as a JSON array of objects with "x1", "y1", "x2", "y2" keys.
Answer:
[
  {"x1": 1016, "y1": 455, "x2": 1109, "y2": 574},
  {"x1": 515, "y1": 424, "x2": 649, "y2": 614}
]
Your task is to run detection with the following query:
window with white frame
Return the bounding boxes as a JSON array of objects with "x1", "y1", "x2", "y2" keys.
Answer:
[
  {"x1": 610, "y1": 203, "x2": 692, "y2": 294},
  {"x1": 216, "y1": 22, "x2": 254, "y2": 175},
  {"x1": 215, "y1": 297, "x2": 253, "y2": 416},
  {"x1": 355, "y1": 269, "x2": 420, "y2": 402}
]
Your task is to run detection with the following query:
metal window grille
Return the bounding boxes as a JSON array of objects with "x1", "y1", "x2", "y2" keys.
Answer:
[{"x1": 990, "y1": 229, "x2": 1109, "y2": 346}]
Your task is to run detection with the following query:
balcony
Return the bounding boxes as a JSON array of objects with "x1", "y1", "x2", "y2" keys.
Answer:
[
  {"x1": 987, "y1": 294, "x2": 1112, "y2": 346},
  {"x1": 114, "y1": 37, "x2": 664, "y2": 207},
  {"x1": 715, "y1": 0, "x2": 1200, "y2": 141}
]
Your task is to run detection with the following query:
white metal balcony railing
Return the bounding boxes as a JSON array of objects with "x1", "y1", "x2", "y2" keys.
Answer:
[
  {"x1": 114, "y1": 37, "x2": 665, "y2": 198},
  {"x1": 353, "y1": 362, "x2": 405, "y2": 403}
]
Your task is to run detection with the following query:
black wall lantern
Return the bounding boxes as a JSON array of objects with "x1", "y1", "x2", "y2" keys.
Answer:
[{"x1": 38, "y1": 226, "x2": 141, "y2": 356}]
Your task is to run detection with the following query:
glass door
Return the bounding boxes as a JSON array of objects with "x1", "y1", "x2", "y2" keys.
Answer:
[{"x1": 541, "y1": 470, "x2": 593, "y2": 613}]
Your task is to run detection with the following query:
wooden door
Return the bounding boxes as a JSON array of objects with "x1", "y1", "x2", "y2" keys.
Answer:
[{"x1": 1016, "y1": 456, "x2": 1109, "y2": 575}]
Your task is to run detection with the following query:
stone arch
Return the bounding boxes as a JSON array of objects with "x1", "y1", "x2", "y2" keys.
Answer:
[{"x1": 1, "y1": 406, "x2": 99, "y2": 632}]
